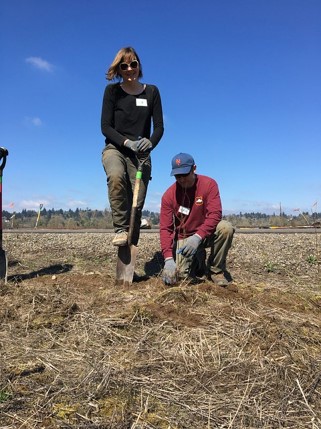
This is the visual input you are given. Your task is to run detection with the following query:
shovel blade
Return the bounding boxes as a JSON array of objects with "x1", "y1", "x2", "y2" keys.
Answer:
[
  {"x1": 116, "y1": 245, "x2": 138, "y2": 286},
  {"x1": 0, "y1": 248, "x2": 7, "y2": 283}
]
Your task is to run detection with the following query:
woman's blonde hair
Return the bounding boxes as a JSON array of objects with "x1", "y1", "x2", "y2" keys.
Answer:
[{"x1": 106, "y1": 47, "x2": 143, "y2": 81}]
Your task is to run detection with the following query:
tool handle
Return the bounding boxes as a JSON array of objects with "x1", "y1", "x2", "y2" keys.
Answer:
[
  {"x1": 0, "y1": 147, "x2": 8, "y2": 249},
  {"x1": 0, "y1": 148, "x2": 8, "y2": 172},
  {"x1": 127, "y1": 155, "x2": 148, "y2": 246},
  {"x1": 127, "y1": 170, "x2": 142, "y2": 246},
  {"x1": 0, "y1": 176, "x2": 2, "y2": 248}
]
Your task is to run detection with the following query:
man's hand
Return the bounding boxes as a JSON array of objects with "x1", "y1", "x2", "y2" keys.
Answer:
[
  {"x1": 162, "y1": 258, "x2": 177, "y2": 285},
  {"x1": 137, "y1": 138, "x2": 152, "y2": 152},
  {"x1": 124, "y1": 139, "x2": 140, "y2": 153},
  {"x1": 177, "y1": 234, "x2": 202, "y2": 257}
]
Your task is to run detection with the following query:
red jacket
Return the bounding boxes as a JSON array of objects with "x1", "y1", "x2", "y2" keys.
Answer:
[{"x1": 160, "y1": 174, "x2": 222, "y2": 259}]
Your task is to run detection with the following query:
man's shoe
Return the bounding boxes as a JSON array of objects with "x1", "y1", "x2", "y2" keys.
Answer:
[
  {"x1": 112, "y1": 231, "x2": 128, "y2": 246},
  {"x1": 210, "y1": 271, "x2": 230, "y2": 287}
]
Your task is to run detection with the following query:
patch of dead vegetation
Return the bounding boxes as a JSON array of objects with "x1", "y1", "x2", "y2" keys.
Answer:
[{"x1": 0, "y1": 231, "x2": 321, "y2": 428}]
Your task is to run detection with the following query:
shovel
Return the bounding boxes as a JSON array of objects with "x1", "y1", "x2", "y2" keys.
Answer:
[
  {"x1": 116, "y1": 155, "x2": 148, "y2": 286},
  {"x1": 0, "y1": 147, "x2": 8, "y2": 283}
]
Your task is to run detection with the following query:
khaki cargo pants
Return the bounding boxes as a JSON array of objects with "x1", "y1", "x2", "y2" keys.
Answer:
[
  {"x1": 102, "y1": 145, "x2": 151, "y2": 246},
  {"x1": 175, "y1": 220, "x2": 235, "y2": 279}
]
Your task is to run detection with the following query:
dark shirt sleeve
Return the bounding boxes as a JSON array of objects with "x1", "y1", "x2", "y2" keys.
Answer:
[
  {"x1": 101, "y1": 84, "x2": 126, "y2": 147},
  {"x1": 149, "y1": 86, "x2": 164, "y2": 148}
]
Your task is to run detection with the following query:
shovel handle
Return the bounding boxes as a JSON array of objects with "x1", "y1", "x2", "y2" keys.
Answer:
[
  {"x1": 127, "y1": 155, "x2": 149, "y2": 246},
  {"x1": 0, "y1": 148, "x2": 8, "y2": 172},
  {"x1": 0, "y1": 147, "x2": 8, "y2": 250}
]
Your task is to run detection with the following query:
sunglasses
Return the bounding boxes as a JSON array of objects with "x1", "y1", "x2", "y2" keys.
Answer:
[{"x1": 119, "y1": 60, "x2": 139, "y2": 71}]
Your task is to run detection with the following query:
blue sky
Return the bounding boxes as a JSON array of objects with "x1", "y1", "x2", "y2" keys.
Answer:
[{"x1": 1, "y1": 0, "x2": 320, "y2": 215}]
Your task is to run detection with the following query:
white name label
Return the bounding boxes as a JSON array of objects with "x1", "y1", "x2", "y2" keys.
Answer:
[
  {"x1": 178, "y1": 206, "x2": 190, "y2": 215},
  {"x1": 136, "y1": 99, "x2": 148, "y2": 107}
]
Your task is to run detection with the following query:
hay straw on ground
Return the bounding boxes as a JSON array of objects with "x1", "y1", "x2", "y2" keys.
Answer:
[{"x1": 1, "y1": 232, "x2": 321, "y2": 428}]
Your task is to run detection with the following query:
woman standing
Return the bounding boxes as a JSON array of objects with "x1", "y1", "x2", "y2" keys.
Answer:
[{"x1": 101, "y1": 47, "x2": 164, "y2": 246}]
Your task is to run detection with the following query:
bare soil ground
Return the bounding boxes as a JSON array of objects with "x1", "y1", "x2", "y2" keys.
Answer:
[{"x1": 1, "y1": 231, "x2": 321, "y2": 429}]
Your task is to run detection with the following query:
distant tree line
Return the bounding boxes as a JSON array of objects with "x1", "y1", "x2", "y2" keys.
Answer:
[
  {"x1": 2, "y1": 208, "x2": 160, "y2": 229},
  {"x1": 2, "y1": 208, "x2": 321, "y2": 229},
  {"x1": 224, "y1": 211, "x2": 321, "y2": 228}
]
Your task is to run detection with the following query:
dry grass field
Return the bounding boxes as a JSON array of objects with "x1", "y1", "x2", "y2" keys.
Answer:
[{"x1": 1, "y1": 230, "x2": 321, "y2": 429}]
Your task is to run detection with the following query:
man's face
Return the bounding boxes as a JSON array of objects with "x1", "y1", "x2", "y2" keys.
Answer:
[{"x1": 174, "y1": 166, "x2": 196, "y2": 188}]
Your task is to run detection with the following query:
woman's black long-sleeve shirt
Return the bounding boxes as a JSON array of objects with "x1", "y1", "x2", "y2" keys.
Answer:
[{"x1": 101, "y1": 83, "x2": 164, "y2": 152}]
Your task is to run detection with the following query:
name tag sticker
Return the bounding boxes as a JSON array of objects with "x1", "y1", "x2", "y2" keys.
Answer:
[
  {"x1": 178, "y1": 206, "x2": 190, "y2": 215},
  {"x1": 136, "y1": 98, "x2": 148, "y2": 107}
]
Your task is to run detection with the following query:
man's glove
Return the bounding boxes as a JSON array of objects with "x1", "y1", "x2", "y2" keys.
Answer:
[
  {"x1": 177, "y1": 234, "x2": 202, "y2": 257},
  {"x1": 162, "y1": 258, "x2": 177, "y2": 285},
  {"x1": 137, "y1": 138, "x2": 153, "y2": 152},
  {"x1": 124, "y1": 139, "x2": 140, "y2": 153}
]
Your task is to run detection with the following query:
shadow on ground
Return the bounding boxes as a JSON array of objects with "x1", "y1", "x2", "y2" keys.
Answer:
[
  {"x1": 7, "y1": 263, "x2": 73, "y2": 283},
  {"x1": 144, "y1": 251, "x2": 164, "y2": 277}
]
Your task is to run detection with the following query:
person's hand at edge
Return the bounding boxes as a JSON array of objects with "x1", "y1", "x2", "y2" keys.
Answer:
[
  {"x1": 162, "y1": 257, "x2": 177, "y2": 285},
  {"x1": 177, "y1": 234, "x2": 202, "y2": 257}
]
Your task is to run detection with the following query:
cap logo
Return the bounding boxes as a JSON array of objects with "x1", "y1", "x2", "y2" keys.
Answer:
[{"x1": 175, "y1": 158, "x2": 181, "y2": 166}]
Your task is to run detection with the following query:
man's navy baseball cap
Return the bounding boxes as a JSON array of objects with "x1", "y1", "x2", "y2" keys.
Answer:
[{"x1": 170, "y1": 153, "x2": 195, "y2": 176}]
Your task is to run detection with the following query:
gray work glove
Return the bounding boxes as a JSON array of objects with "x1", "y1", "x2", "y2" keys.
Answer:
[
  {"x1": 137, "y1": 138, "x2": 153, "y2": 152},
  {"x1": 124, "y1": 139, "x2": 140, "y2": 153},
  {"x1": 162, "y1": 258, "x2": 177, "y2": 285},
  {"x1": 177, "y1": 234, "x2": 202, "y2": 257}
]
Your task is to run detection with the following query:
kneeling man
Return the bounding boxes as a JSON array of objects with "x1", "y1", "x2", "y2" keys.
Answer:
[{"x1": 160, "y1": 153, "x2": 234, "y2": 286}]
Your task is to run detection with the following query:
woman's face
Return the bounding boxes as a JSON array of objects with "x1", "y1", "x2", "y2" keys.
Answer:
[{"x1": 119, "y1": 57, "x2": 140, "y2": 83}]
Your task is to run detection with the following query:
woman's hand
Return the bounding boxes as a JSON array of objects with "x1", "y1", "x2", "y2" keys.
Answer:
[
  {"x1": 137, "y1": 138, "x2": 153, "y2": 152},
  {"x1": 124, "y1": 139, "x2": 140, "y2": 153}
]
